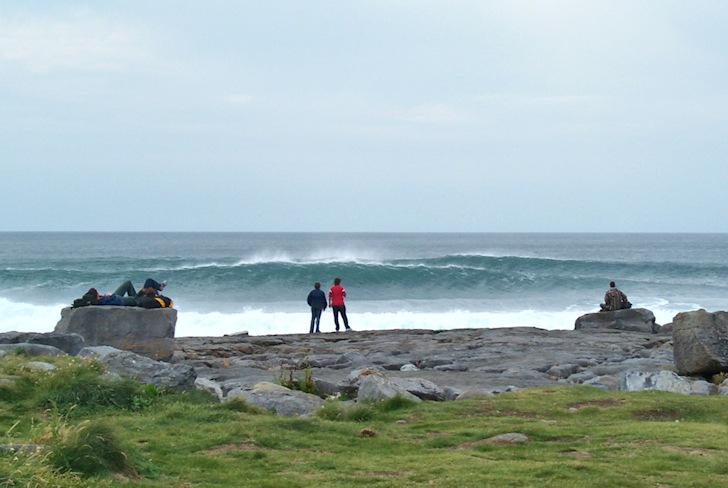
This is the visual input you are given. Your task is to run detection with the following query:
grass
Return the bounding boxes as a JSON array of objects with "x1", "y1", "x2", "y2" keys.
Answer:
[{"x1": 2, "y1": 354, "x2": 728, "y2": 487}]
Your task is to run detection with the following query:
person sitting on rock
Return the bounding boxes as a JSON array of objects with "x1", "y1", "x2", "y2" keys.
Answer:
[{"x1": 600, "y1": 281, "x2": 632, "y2": 312}]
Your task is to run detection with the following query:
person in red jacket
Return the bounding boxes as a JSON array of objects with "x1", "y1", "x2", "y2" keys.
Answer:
[{"x1": 328, "y1": 277, "x2": 352, "y2": 332}]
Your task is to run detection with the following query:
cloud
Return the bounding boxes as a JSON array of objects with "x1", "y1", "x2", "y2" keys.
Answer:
[{"x1": 0, "y1": 9, "x2": 155, "y2": 73}]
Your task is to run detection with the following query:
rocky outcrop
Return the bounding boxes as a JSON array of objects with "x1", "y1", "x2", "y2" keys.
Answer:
[
  {"x1": 574, "y1": 308, "x2": 660, "y2": 333},
  {"x1": 55, "y1": 307, "x2": 177, "y2": 361},
  {"x1": 0, "y1": 331, "x2": 85, "y2": 355},
  {"x1": 79, "y1": 346, "x2": 196, "y2": 390},
  {"x1": 176, "y1": 327, "x2": 678, "y2": 400},
  {"x1": 0, "y1": 343, "x2": 67, "y2": 357},
  {"x1": 672, "y1": 309, "x2": 728, "y2": 376}
]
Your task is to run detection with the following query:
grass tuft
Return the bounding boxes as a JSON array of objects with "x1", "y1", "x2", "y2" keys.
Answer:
[{"x1": 39, "y1": 417, "x2": 137, "y2": 478}]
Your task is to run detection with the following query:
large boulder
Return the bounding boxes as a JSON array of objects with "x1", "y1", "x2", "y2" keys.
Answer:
[
  {"x1": 55, "y1": 306, "x2": 177, "y2": 361},
  {"x1": 673, "y1": 309, "x2": 728, "y2": 376},
  {"x1": 574, "y1": 308, "x2": 659, "y2": 333}
]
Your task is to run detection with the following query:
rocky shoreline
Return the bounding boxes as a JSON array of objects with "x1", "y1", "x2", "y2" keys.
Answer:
[
  {"x1": 174, "y1": 326, "x2": 676, "y2": 397},
  {"x1": 6, "y1": 307, "x2": 728, "y2": 417}
]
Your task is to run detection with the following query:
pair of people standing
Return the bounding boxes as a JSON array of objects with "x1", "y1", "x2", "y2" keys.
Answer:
[{"x1": 306, "y1": 278, "x2": 352, "y2": 333}]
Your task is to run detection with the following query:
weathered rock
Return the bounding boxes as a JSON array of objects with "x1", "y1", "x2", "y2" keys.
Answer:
[
  {"x1": 673, "y1": 309, "x2": 728, "y2": 376},
  {"x1": 0, "y1": 343, "x2": 66, "y2": 357},
  {"x1": 0, "y1": 331, "x2": 85, "y2": 355},
  {"x1": 226, "y1": 381, "x2": 326, "y2": 417},
  {"x1": 357, "y1": 375, "x2": 421, "y2": 403},
  {"x1": 79, "y1": 346, "x2": 196, "y2": 390},
  {"x1": 620, "y1": 370, "x2": 713, "y2": 395},
  {"x1": 486, "y1": 433, "x2": 529, "y2": 444},
  {"x1": 55, "y1": 306, "x2": 177, "y2": 361},
  {"x1": 546, "y1": 363, "x2": 580, "y2": 379},
  {"x1": 387, "y1": 377, "x2": 445, "y2": 401},
  {"x1": 20, "y1": 361, "x2": 57, "y2": 372},
  {"x1": 574, "y1": 308, "x2": 659, "y2": 333},
  {"x1": 195, "y1": 377, "x2": 224, "y2": 402},
  {"x1": 582, "y1": 375, "x2": 620, "y2": 391}
]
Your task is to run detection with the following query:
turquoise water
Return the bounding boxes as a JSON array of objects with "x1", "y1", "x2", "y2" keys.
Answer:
[{"x1": 1, "y1": 232, "x2": 726, "y2": 336}]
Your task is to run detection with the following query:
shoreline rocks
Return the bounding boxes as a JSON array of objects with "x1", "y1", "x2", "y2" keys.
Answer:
[
  {"x1": 175, "y1": 326, "x2": 681, "y2": 404},
  {"x1": 9, "y1": 306, "x2": 728, "y2": 416}
]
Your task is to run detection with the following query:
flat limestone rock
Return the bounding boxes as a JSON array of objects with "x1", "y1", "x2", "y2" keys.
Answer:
[{"x1": 55, "y1": 306, "x2": 177, "y2": 361}]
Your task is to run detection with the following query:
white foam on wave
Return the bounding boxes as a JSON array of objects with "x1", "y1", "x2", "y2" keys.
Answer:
[
  {"x1": 175, "y1": 308, "x2": 596, "y2": 337},
  {"x1": 176, "y1": 304, "x2": 691, "y2": 337},
  {"x1": 0, "y1": 297, "x2": 697, "y2": 338},
  {"x1": 0, "y1": 298, "x2": 62, "y2": 333}
]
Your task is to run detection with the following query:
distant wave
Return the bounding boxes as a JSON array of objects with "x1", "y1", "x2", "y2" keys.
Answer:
[{"x1": 0, "y1": 295, "x2": 689, "y2": 338}]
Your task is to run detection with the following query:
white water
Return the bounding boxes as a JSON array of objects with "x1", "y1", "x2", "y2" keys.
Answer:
[{"x1": 0, "y1": 296, "x2": 688, "y2": 337}]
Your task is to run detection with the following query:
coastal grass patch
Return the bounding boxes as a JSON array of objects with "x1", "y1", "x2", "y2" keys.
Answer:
[{"x1": 4, "y1": 357, "x2": 728, "y2": 486}]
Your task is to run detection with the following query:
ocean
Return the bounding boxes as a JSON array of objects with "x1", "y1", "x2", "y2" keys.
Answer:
[{"x1": 1, "y1": 232, "x2": 726, "y2": 337}]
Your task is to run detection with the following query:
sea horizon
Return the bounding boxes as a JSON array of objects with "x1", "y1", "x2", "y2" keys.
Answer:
[{"x1": 1, "y1": 232, "x2": 726, "y2": 337}]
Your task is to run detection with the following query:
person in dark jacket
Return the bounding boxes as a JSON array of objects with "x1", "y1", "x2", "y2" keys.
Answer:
[
  {"x1": 307, "y1": 282, "x2": 327, "y2": 333},
  {"x1": 600, "y1": 281, "x2": 631, "y2": 311}
]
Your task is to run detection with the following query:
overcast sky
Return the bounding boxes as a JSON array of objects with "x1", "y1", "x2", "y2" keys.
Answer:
[{"x1": 1, "y1": 1, "x2": 726, "y2": 232}]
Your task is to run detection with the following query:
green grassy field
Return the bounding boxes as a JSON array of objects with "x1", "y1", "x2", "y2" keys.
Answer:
[{"x1": 2, "y1": 352, "x2": 728, "y2": 487}]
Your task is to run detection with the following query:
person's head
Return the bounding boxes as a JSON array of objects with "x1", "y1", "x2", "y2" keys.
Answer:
[
  {"x1": 83, "y1": 288, "x2": 99, "y2": 305},
  {"x1": 314, "y1": 282, "x2": 321, "y2": 289},
  {"x1": 334, "y1": 277, "x2": 341, "y2": 286},
  {"x1": 610, "y1": 281, "x2": 616, "y2": 288}
]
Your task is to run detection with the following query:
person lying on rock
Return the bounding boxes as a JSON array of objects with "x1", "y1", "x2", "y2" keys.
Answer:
[
  {"x1": 72, "y1": 278, "x2": 171, "y2": 308},
  {"x1": 599, "y1": 281, "x2": 632, "y2": 312},
  {"x1": 134, "y1": 288, "x2": 174, "y2": 308}
]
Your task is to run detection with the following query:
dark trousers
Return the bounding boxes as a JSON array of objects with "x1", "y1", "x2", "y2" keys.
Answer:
[
  {"x1": 332, "y1": 305, "x2": 349, "y2": 331},
  {"x1": 113, "y1": 280, "x2": 139, "y2": 306},
  {"x1": 310, "y1": 307, "x2": 323, "y2": 333},
  {"x1": 113, "y1": 280, "x2": 137, "y2": 297}
]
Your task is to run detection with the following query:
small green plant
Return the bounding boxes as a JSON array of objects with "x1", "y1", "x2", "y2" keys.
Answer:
[
  {"x1": 344, "y1": 405, "x2": 374, "y2": 422},
  {"x1": 219, "y1": 397, "x2": 263, "y2": 414},
  {"x1": 276, "y1": 359, "x2": 318, "y2": 395},
  {"x1": 316, "y1": 401, "x2": 344, "y2": 421},
  {"x1": 376, "y1": 394, "x2": 419, "y2": 412}
]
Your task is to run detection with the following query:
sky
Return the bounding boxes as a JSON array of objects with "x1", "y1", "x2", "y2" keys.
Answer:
[{"x1": 1, "y1": 1, "x2": 727, "y2": 233}]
